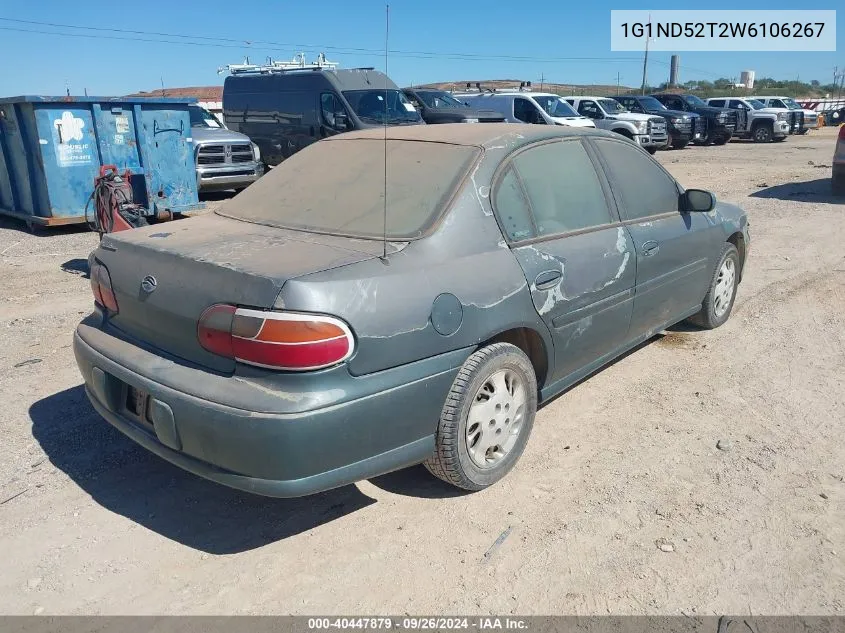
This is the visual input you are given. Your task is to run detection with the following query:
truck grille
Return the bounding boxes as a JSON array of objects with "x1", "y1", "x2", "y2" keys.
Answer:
[
  {"x1": 648, "y1": 119, "x2": 667, "y2": 139},
  {"x1": 196, "y1": 143, "x2": 254, "y2": 166},
  {"x1": 787, "y1": 111, "x2": 803, "y2": 133},
  {"x1": 674, "y1": 120, "x2": 692, "y2": 133}
]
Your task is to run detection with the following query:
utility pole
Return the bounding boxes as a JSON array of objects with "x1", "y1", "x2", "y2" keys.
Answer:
[
  {"x1": 540, "y1": 72, "x2": 545, "y2": 92},
  {"x1": 640, "y1": 14, "x2": 651, "y2": 95},
  {"x1": 616, "y1": 72, "x2": 621, "y2": 95}
]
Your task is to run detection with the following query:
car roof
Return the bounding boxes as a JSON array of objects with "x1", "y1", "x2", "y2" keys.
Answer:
[
  {"x1": 328, "y1": 122, "x2": 616, "y2": 149},
  {"x1": 453, "y1": 91, "x2": 558, "y2": 99},
  {"x1": 569, "y1": 96, "x2": 613, "y2": 100}
]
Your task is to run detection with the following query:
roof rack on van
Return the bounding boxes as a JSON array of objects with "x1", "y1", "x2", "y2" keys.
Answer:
[
  {"x1": 457, "y1": 81, "x2": 534, "y2": 94},
  {"x1": 218, "y1": 52, "x2": 340, "y2": 75}
]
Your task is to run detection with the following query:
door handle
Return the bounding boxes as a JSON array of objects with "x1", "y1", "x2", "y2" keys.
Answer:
[
  {"x1": 641, "y1": 240, "x2": 659, "y2": 256},
  {"x1": 534, "y1": 270, "x2": 563, "y2": 290}
]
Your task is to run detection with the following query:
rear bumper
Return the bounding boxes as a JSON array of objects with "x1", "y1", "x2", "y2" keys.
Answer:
[
  {"x1": 196, "y1": 163, "x2": 264, "y2": 192},
  {"x1": 73, "y1": 323, "x2": 469, "y2": 497}
]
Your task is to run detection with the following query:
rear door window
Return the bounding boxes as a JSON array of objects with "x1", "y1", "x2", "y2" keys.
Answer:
[
  {"x1": 709, "y1": 99, "x2": 725, "y2": 107},
  {"x1": 495, "y1": 140, "x2": 613, "y2": 237},
  {"x1": 592, "y1": 138, "x2": 680, "y2": 221}
]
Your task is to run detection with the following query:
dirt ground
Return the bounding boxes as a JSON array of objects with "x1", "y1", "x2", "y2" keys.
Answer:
[{"x1": 1, "y1": 128, "x2": 843, "y2": 616}]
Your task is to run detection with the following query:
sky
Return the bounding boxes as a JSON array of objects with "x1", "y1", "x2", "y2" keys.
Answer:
[{"x1": 0, "y1": 0, "x2": 841, "y2": 96}]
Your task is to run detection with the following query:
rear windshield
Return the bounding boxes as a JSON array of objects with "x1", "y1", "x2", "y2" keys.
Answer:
[{"x1": 218, "y1": 138, "x2": 480, "y2": 240}]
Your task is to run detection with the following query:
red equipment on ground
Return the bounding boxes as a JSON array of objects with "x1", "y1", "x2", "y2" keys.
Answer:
[{"x1": 86, "y1": 165, "x2": 148, "y2": 237}]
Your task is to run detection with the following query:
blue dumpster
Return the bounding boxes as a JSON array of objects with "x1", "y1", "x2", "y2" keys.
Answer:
[{"x1": 0, "y1": 96, "x2": 203, "y2": 227}]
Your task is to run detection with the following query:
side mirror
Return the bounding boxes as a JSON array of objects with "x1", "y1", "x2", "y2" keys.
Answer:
[
  {"x1": 683, "y1": 189, "x2": 716, "y2": 212},
  {"x1": 335, "y1": 112, "x2": 351, "y2": 130}
]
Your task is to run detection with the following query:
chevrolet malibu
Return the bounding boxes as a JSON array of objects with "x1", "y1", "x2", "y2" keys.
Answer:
[{"x1": 74, "y1": 124, "x2": 750, "y2": 497}]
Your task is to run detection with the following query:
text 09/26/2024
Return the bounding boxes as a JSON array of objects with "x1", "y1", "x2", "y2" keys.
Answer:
[{"x1": 610, "y1": 10, "x2": 836, "y2": 51}]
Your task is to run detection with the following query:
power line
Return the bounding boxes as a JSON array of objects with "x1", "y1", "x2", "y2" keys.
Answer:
[{"x1": 0, "y1": 16, "x2": 645, "y2": 64}]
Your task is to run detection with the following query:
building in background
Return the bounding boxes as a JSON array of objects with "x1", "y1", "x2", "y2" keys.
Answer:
[{"x1": 740, "y1": 70, "x2": 755, "y2": 90}]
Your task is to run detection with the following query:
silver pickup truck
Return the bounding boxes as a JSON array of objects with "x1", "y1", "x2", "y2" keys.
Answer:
[{"x1": 188, "y1": 105, "x2": 264, "y2": 193}]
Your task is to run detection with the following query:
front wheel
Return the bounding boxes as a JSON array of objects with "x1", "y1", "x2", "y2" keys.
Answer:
[
  {"x1": 687, "y1": 243, "x2": 740, "y2": 330},
  {"x1": 713, "y1": 134, "x2": 730, "y2": 145},
  {"x1": 752, "y1": 124, "x2": 772, "y2": 143},
  {"x1": 646, "y1": 146, "x2": 658, "y2": 155},
  {"x1": 671, "y1": 139, "x2": 690, "y2": 150},
  {"x1": 425, "y1": 343, "x2": 538, "y2": 491}
]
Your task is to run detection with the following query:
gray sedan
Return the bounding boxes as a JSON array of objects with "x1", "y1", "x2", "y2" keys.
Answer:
[{"x1": 74, "y1": 124, "x2": 750, "y2": 497}]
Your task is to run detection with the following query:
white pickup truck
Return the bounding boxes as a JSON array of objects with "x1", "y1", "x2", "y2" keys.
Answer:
[
  {"x1": 752, "y1": 96, "x2": 819, "y2": 134},
  {"x1": 565, "y1": 96, "x2": 669, "y2": 154},
  {"x1": 705, "y1": 97, "x2": 791, "y2": 143}
]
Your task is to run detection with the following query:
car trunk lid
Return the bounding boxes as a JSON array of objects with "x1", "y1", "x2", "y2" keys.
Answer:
[{"x1": 96, "y1": 213, "x2": 384, "y2": 373}]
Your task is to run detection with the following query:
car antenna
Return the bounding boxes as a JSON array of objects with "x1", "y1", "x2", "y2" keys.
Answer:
[{"x1": 380, "y1": 3, "x2": 390, "y2": 264}]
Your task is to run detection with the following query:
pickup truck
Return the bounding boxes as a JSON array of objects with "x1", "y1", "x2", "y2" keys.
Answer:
[
  {"x1": 612, "y1": 94, "x2": 703, "y2": 149},
  {"x1": 650, "y1": 93, "x2": 736, "y2": 145},
  {"x1": 705, "y1": 98, "x2": 790, "y2": 143},
  {"x1": 188, "y1": 105, "x2": 264, "y2": 192},
  {"x1": 564, "y1": 96, "x2": 668, "y2": 153},
  {"x1": 402, "y1": 88, "x2": 505, "y2": 124},
  {"x1": 752, "y1": 96, "x2": 819, "y2": 134}
]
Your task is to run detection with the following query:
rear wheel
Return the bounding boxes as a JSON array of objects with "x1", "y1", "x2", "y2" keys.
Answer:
[
  {"x1": 425, "y1": 343, "x2": 537, "y2": 491},
  {"x1": 687, "y1": 243, "x2": 740, "y2": 330},
  {"x1": 671, "y1": 139, "x2": 690, "y2": 150},
  {"x1": 713, "y1": 134, "x2": 730, "y2": 145}
]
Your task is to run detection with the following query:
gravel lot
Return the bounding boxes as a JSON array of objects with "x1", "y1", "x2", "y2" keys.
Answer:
[{"x1": 1, "y1": 129, "x2": 843, "y2": 616}]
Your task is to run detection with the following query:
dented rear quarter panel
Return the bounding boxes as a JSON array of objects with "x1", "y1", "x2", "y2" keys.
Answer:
[{"x1": 278, "y1": 140, "x2": 556, "y2": 377}]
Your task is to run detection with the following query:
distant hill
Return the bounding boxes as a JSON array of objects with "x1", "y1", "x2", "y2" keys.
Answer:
[
  {"x1": 414, "y1": 79, "x2": 637, "y2": 97},
  {"x1": 128, "y1": 86, "x2": 223, "y2": 101}
]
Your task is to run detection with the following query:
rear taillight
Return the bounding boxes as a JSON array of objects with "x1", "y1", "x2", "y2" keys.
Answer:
[
  {"x1": 197, "y1": 305, "x2": 355, "y2": 371},
  {"x1": 89, "y1": 259, "x2": 119, "y2": 314},
  {"x1": 839, "y1": 124, "x2": 845, "y2": 141}
]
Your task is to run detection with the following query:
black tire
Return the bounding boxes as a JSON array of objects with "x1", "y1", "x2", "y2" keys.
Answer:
[
  {"x1": 646, "y1": 146, "x2": 658, "y2": 155},
  {"x1": 798, "y1": 129, "x2": 810, "y2": 135},
  {"x1": 686, "y1": 243, "x2": 740, "y2": 330},
  {"x1": 425, "y1": 343, "x2": 538, "y2": 491},
  {"x1": 671, "y1": 139, "x2": 690, "y2": 150},
  {"x1": 713, "y1": 134, "x2": 730, "y2": 145},
  {"x1": 615, "y1": 129, "x2": 634, "y2": 140},
  {"x1": 833, "y1": 176, "x2": 845, "y2": 196},
  {"x1": 773, "y1": 136, "x2": 787, "y2": 142},
  {"x1": 751, "y1": 123, "x2": 772, "y2": 143}
]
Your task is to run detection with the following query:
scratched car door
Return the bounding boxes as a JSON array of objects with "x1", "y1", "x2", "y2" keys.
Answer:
[
  {"x1": 493, "y1": 138, "x2": 636, "y2": 386},
  {"x1": 590, "y1": 137, "x2": 718, "y2": 340}
]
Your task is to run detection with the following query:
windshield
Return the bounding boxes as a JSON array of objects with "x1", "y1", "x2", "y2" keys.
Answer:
[
  {"x1": 188, "y1": 105, "x2": 222, "y2": 128},
  {"x1": 782, "y1": 98, "x2": 802, "y2": 110},
  {"x1": 415, "y1": 90, "x2": 467, "y2": 109},
  {"x1": 343, "y1": 89, "x2": 423, "y2": 124},
  {"x1": 532, "y1": 96, "x2": 580, "y2": 118},
  {"x1": 639, "y1": 96, "x2": 667, "y2": 111},
  {"x1": 683, "y1": 95, "x2": 708, "y2": 107},
  {"x1": 747, "y1": 99, "x2": 765, "y2": 110},
  {"x1": 218, "y1": 138, "x2": 480, "y2": 240},
  {"x1": 598, "y1": 99, "x2": 627, "y2": 113}
]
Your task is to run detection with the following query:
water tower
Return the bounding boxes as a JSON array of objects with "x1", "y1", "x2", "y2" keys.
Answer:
[
  {"x1": 669, "y1": 55, "x2": 680, "y2": 87},
  {"x1": 740, "y1": 70, "x2": 755, "y2": 90}
]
